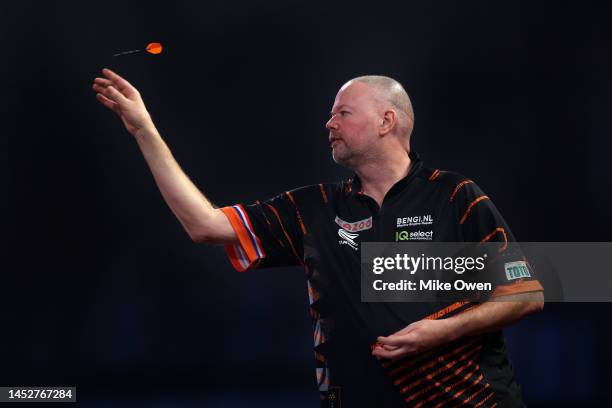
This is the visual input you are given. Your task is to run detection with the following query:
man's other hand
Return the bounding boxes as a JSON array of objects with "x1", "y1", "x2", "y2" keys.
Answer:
[{"x1": 372, "y1": 319, "x2": 455, "y2": 362}]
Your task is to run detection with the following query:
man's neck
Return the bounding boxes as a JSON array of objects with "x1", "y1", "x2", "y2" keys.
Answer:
[{"x1": 354, "y1": 150, "x2": 412, "y2": 207}]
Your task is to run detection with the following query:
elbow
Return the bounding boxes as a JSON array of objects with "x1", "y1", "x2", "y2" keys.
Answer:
[
  {"x1": 190, "y1": 233, "x2": 205, "y2": 244},
  {"x1": 533, "y1": 299, "x2": 545, "y2": 313},
  {"x1": 187, "y1": 228, "x2": 210, "y2": 244},
  {"x1": 525, "y1": 292, "x2": 545, "y2": 315},
  {"x1": 528, "y1": 300, "x2": 544, "y2": 315}
]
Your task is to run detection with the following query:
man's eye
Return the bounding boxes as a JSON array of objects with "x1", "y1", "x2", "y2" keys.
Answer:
[{"x1": 340, "y1": 111, "x2": 350, "y2": 116}]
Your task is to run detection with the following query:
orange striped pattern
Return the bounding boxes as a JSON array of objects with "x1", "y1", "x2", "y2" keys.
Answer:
[
  {"x1": 307, "y1": 281, "x2": 320, "y2": 304},
  {"x1": 491, "y1": 279, "x2": 543, "y2": 298},
  {"x1": 415, "y1": 363, "x2": 484, "y2": 407},
  {"x1": 344, "y1": 179, "x2": 353, "y2": 194},
  {"x1": 382, "y1": 335, "x2": 496, "y2": 407},
  {"x1": 479, "y1": 227, "x2": 507, "y2": 243},
  {"x1": 450, "y1": 180, "x2": 474, "y2": 202},
  {"x1": 429, "y1": 169, "x2": 441, "y2": 181},
  {"x1": 256, "y1": 200, "x2": 287, "y2": 249},
  {"x1": 381, "y1": 297, "x2": 501, "y2": 407},
  {"x1": 479, "y1": 227, "x2": 508, "y2": 252},
  {"x1": 220, "y1": 205, "x2": 265, "y2": 272},
  {"x1": 458, "y1": 380, "x2": 490, "y2": 405},
  {"x1": 404, "y1": 350, "x2": 481, "y2": 402},
  {"x1": 474, "y1": 392, "x2": 495, "y2": 407},
  {"x1": 425, "y1": 301, "x2": 471, "y2": 320},
  {"x1": 265, "y1": 203, "x2": 303, "y2": 265},
  {"x1": 285, "y1": 191, "x2": 308, "y2": 236},
  {"x1": 389, "y1": 339, "x2": 476, "y2": 385},
  {"x1": 319, "y1": 184, "x2": 328, "y2": 204},
  {"x1": 459, "y1": 196, "x2": 490, "y2": 224},
  {"x1": 446, "y1": 373, "x2": 485, "y2": 402}
]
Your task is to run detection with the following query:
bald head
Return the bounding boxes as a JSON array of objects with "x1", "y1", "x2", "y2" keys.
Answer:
[{"x1": 346, "y1": 75, "x2": 414, "y2": 142}]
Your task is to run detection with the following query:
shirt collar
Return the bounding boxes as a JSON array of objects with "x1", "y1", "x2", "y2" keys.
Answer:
[{"x1": 349, "y1": 151, "x2": 423, "y2": 198}]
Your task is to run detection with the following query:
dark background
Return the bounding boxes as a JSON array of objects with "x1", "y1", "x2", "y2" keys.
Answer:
[{"x1": 3, "y1": 0, "x2": 612, "y2": 406}]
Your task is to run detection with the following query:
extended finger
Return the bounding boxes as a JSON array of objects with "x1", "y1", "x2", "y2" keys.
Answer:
[
  {"x1": 92, "y1": 83, "x2": 107, "y2": 94},
  {"x1": 376, "y1": 335, "x2": 405, "y2": 347},
  {"x1": 372, "y1": 345, "x2": 409, "y2": 361},
  {"x1": 95, "y1": 92, "x2": 120, "y2": 114},
  {"x1": 372, "y1": 342, "x2": 398, "y2": 352},
  {"x1": 93, "y1": 83, "x2": 122, "y2": 105},
  {"x1": 93, "y1": 77, "x2": 113, "y2": 87},
  {"x1": 102, "y1": 68, "x2": 137, "y2": 97},
  {"x1": 104, "y1": 85, "x2": 130, "y2": 105}
]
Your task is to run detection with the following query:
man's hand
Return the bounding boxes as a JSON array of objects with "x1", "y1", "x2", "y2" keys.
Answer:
[
  {"x1": 91, "y1": 68, "x2": 236, "y2": 245},
  {"x1": 372, "y1": 319, "x2": 455, "y2": 362},
  {"x1": 92, "y1": 68, "x2": 153, "y2": 136},
  {"x1": 372, "y1": 291, "x2": 544, "y2": 363}
]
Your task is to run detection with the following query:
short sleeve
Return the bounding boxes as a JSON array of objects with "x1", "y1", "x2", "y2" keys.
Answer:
[
  {"x1": 451, "y1": 179, "x2": 543, "y2": 298},
  {"x1": 220, "y1": 192, "x2": 305, "y2": 272}
]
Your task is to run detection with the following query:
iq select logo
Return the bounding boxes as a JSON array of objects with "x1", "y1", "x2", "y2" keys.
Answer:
[{"x1": 395, "y1": 230, "x2": 433, "y2": 241}]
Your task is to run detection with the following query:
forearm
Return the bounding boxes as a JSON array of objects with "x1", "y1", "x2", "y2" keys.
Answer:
[
  {"x1": 133, "y1": 124, "x2": 234, "y2": 244},
  {"x1": 445, "y1": 292, "x2": 544, "y2": 341}
]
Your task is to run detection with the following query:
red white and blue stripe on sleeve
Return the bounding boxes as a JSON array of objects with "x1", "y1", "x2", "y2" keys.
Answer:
[{"x1": 220, "y1": 205, "x2": 266, "y2": 272}]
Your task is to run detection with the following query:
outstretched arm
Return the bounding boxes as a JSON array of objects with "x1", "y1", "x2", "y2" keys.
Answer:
[
  {"x1": 372, "y1": 291, "x2": 544, "y2": 361},
  {"x1": 92, "y1": 68, "x2": 236, "y2": 245}
]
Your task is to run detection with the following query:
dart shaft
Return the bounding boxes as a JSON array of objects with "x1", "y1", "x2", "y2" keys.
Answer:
[{"x1": 113, "y1": 49, "x2": 142, "y2": 57}]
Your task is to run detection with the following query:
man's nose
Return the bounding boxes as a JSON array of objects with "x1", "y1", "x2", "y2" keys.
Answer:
[{"x1": 326, "y1": 117, "x2": 337, "y2": 130}]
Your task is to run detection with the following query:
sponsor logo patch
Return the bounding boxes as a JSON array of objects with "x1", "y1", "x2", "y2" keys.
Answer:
[
  {"x1": 335, "y1": 215, "x2": 372, "y2": 232},
  {"x1": 397, "y1": 215, "x2": 434, "y2": 227},
  {"x1": 338, "y1": 229, "x2": 359, "y2": 251},
  {"x1": 395, "y1": 230, "x2": 433, "y2": 241},
  {"x1": 504, "y1": 261, "x2": 531, "y2": 281}
]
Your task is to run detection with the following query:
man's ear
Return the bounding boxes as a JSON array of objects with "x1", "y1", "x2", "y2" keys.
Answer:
[{"x1": 379, "y1": 109, "x2": 397, "y2": 136}]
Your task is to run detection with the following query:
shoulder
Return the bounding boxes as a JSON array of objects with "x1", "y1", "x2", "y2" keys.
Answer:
[
  {"x1": 419, "y1": 166, "x2": 485, "y2": 202},
  {"x1": 292, "y1": 180, "x2": 355, "y2": 199},
  {"x1": 282, "y1": 183, "x2": 333, "y2": 207}
]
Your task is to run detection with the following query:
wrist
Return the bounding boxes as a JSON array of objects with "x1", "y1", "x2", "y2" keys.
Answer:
[
  {"x1": 134, "y1": 121, "x2": 158, "y2": 141},
  {"x1": 441, "y1": 317, "x2": 464, "y2": 342}
]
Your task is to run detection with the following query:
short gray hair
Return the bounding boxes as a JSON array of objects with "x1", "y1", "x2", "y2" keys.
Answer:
[{"x1": 350, "y1": 75, "x2": 414, "y2": 140}]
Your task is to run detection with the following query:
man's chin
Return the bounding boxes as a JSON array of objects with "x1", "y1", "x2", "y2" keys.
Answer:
[{"x1": 332, "y1": 152, "x2": 354, "y2": 169}]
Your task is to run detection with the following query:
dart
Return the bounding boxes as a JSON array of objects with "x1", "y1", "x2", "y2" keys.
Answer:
[{"x1": 113, "y1": 42, "x2": 163, "y2": 57}]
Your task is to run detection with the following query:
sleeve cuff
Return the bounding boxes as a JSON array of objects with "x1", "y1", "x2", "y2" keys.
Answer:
[
  {"x1": 220, "y1": 205, "x2": 266, "y2": 272},
  {"x1": 490, "y1": 279, "x2": 544, "y2": 298}
]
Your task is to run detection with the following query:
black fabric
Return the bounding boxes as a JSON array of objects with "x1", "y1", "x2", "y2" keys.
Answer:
[{"x1": 232, "y1": 152, "x2": 538, "y2": 407}]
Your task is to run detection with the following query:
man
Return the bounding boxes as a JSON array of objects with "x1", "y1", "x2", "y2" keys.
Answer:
[{"x1": 92, "y1": 70, "x2": 544, "y2": 407}]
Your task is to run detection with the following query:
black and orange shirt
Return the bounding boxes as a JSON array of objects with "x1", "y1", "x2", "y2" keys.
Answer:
[{"x1": 220, "y1": 152, "x2": 542, "y2": 408}]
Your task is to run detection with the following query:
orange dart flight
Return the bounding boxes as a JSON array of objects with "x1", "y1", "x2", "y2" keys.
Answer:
[
  {"x1": 145, "y1": 42, "x2": 163, "y2": 54},
  {"x1": 113, "y1": 42, "x2": 163, "y2": 57}
]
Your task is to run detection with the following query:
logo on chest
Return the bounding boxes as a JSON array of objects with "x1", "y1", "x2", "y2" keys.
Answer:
[
  {"x1": 395, "y1": 230, "x2": 433, "y2": 241},
  {"x1": 335, "y1": 215, "x2": 372, "y2": 251},
  {"x1": 396, "y1": 214, "x2": 434, "y2": 241},
  {"x1": 335, "y1": 216, "x2": 373, "y2": 232},
  {"x1": 397, "y1": 214, "x2": 434, "y2": 227}
]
